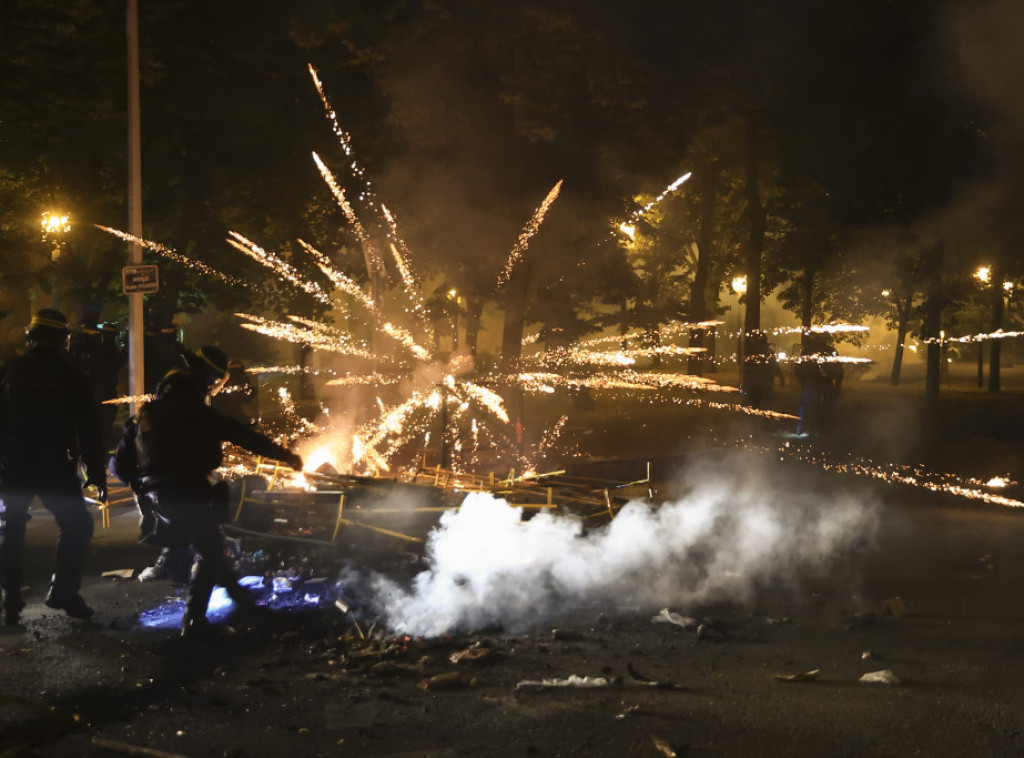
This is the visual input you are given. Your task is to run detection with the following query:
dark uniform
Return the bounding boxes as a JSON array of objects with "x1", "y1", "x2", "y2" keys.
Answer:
[
  {"x1": 0, "y1": 309, "x2": 108, "y2": 625},
  {"x1": 143, "y1": 326, "x2": 188, "y2": 395},
  {"x1": 126, "y1": 347, "x2": 301, "y2": 637},
  {"x1": 69, "y1": 320, "x2": 124, "y2": 447},
  {"x1": 211, "y1": 360, "x2": 258, "y2": 425}
]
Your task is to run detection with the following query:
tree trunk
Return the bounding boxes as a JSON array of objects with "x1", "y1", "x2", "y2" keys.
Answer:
[
  {"x1": 743, "y1": 118, "x2": 765, "y2": 336},
  {"x1": 889, "y1": 293, "x2": 912, "y2": 386},
  {"x1": 464, "y1": 296, "x2": 484, "y2": 358},
  {"x1": 988, "y1": 274, "x2": 1004, "y2": 392},
  {"x1": 921, "y1": 284, "x2": 942, "y2": 405},
  {"x1": 742, "y1": 118, "x2": 765, "y2": 390},
  {"x1": 500, "y1": 259, "x2": 532, "y2": 372},
  {"x1": 799, "y1": 268, "x2": 815, "y2": 351},
  {"x1": 688, "y1": 166, "x2": 717, "y2": 376}
]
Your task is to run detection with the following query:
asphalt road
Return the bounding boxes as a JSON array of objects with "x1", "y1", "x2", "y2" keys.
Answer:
[{"x1": 3, "y1": 456, "x2": 1024, "y2": 757}]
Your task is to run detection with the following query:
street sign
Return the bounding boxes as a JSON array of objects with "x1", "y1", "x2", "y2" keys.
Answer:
[{"x1": 122, "y1": 264, "x2": 159, "y2": 294}]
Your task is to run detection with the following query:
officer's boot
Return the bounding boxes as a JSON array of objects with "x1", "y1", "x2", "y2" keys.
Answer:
[
  {"x1": 3, "y1": 590, "x2": 25, "y2": 626},
  {"x1": 44, "y1": 575, "x2": 94, "y2": 619}
]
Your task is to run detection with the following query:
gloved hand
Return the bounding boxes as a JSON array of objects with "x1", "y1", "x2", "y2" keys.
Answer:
[
  {"x1": 85, "y1": 476, "x2": 108, "y2": 504},
  {"x1": 287, "y1": 453, "x2": 304, "y2": 472}
]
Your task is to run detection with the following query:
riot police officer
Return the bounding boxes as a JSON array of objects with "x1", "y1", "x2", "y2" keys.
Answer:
[
  {"x1": 129, "y1": 346, "x2": 302, "y2": 638},
  {"x1": 0, "y1": 309, "x2": 108, "y2": 625}
]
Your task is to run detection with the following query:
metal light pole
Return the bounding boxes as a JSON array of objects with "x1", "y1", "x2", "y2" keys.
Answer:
[{"x1": 127, "y1": 0, "x2": 145, "y2": 409}]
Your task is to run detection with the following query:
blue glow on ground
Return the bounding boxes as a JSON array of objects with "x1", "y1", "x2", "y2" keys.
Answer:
[{"x1": 137, "y1": 575, "x2": 335, "y2": 629}]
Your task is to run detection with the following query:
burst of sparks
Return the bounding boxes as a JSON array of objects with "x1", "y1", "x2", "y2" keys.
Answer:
[
  {"x1": 276, "y1": 387, "x2": 324, "y2": 438},
  {"x1": 457, "y1": 379, "x2": 510, "y2": 424}
]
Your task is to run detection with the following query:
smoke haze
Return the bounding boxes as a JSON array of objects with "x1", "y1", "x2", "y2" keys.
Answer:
[{"x1": 373, "y1": 452, "x2": 879, "y2": 636}]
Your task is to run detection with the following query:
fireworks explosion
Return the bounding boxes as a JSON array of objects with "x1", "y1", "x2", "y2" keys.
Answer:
[
  {"x1": 99, "y1": 67, "x2": 1021, "y2": 527},
  {"x1": 100, "y1": 65, "x2": 771, "y2": 480}
]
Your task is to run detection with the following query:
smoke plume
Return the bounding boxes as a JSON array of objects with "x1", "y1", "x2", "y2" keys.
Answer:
[{"x1": 373, "y1": 452, "x2": 878, "y2": 636}]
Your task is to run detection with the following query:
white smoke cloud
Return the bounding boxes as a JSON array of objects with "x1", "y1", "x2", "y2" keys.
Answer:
[{"x1": 372, "y1": 454, "x2": 879, "y2": 636}]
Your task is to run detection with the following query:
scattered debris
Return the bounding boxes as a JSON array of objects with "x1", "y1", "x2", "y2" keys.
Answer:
[
  {"x1": 615, "y1": 703, "x2": 640, "y2": 720},
  {"x1": 418, "y1": 672, "x2": 465, "y2": 690},
  {"x1": 980, "y1": 554, "x2": 996, "y2": 570},
  {"x1": 449, "y1": 642, "x2": 493, "y2": 664},
  {"x1": 861, "y1": 651, "x2": 880, "y2": 661},
  {"x1": 878, "y1": 597, "x2": 907, "y2": 619},
  {"x1": 773, "y1": 668, "x2": 820, "y2": 683},
  {"x1": 515, "y1": 675, "x2": 614, "y2": 690},
  {"x1": 91, "y1": 737, "x2": 187, "y2": 757},
  {"x1": 626, "y1": 662, "x2": 686, "y2": 690},
  {"x1": 101, "y1": 569, "x2": 136, "y2": 579},
  {"x1": 651, "y1": 608, "x2": 698, "y2": 630},
  {"x1": 652, "y1": 735, "x2": 678, "y2": 757},
  {"x1": 859, "y1": 669, "x2": 901, "y2": 685}
]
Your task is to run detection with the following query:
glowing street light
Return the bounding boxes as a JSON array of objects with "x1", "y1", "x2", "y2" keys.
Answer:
[
  {"x1": 732, "y1": 275, "x2": 747, "y2": 296},
  {"x1": 41, "y1": 211, "x2": 71, "y2": 309},
  {"x1": 41, "y1": 211, "x2": 71, "y2": 262},
  {"x1": 975, "y1": 265, "x2": 991, "y2": 284}
]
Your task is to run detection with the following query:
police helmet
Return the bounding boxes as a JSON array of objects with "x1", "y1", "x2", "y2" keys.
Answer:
[
  {"x1": 27, "y1": 308, "x2": 71, "y2": 346},
  {"x1": 188, "y1": 345, "x2": 231, "y2": 396}
]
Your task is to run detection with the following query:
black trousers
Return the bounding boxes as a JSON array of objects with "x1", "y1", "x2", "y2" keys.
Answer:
[
  {"x1": 147, "y1": 480, "x2": 248, "y2": 620},
  {"x1": 0, "y1": 466, "x2": 94, "y2": 608}
]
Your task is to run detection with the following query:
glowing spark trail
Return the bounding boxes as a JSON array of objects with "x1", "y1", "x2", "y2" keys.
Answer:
[
  {"x1": 311, "y1": 151, "x2": 385, "y2": 277},
  {"x1": 103, "y1": 393, "x2": 153, "y2": 406},
  {"x1": 496, "y1": 180, "x2": 564, "y2": 288},
  {"x1": 226, "y1": 232, "x2": 331, "y2": 304},
  {"x1": 326, "y1": 373, "x2": 398, "y2": 388},
  {"x1": 627, "y1": 172, "x2": 692, "y2": 225},
  {"x1": 928, "y1": 329, "x2": 1024, "y2": 344},
  {"x1": 236, "y1": 313, "x2": 374, "y2": 359},
  {"x1": 308, "y1": 63, "x2": 375, "y2": 210},
  {"x1": 97, "y1": 226, "x2": 250, "y2": 288},
  {"x1": 297, "y1": 240, "x2": 380, "y2": 315},
  {"x1": 297, "y1": 239, "x2": 430, "y2": 361},
  {"x1": 768, "y1": 443, "x2": 1024, "y2": 509},
  {"x1": 779, "y1": 324, "x2": 870, "y2": 336}
]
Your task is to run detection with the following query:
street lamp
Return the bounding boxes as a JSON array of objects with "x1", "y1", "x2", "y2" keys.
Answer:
[
  {"x1": 41, "y1": 211, "x2": 71, "y2": 309},
  {"x1": 41, "y1": 211, "x2": 71, "y2": 261}
]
